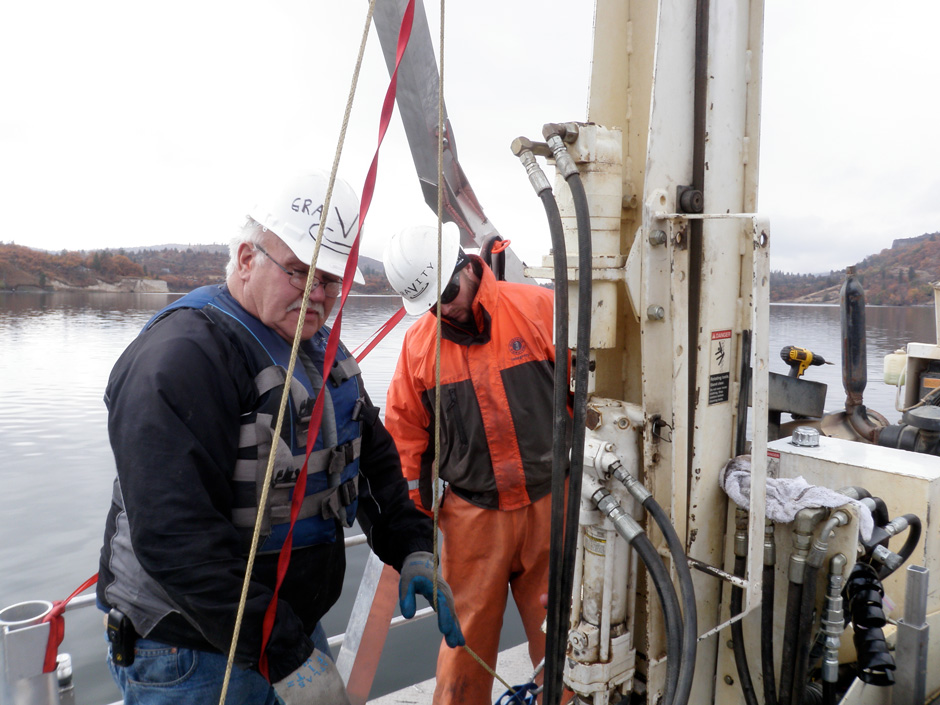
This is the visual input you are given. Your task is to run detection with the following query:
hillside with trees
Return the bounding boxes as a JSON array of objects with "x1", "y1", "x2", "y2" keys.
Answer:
[
  {"x1": 0, "y1": 243, "x2": 395, "y2": 295},
  {"x1": 5, "y1": 231, "x2": 938, "y2": 303},
  {"x1": 770, "y1": 232, "x2": 940, "y2": 305}
]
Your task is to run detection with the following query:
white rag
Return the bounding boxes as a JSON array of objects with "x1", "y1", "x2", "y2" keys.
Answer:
[{"x1": 719, "y1": 455, "x2": 873, "y2": 541}]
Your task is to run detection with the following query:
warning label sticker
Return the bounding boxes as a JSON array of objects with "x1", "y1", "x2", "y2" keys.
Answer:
[{"x1": 708, "y1": 329, "x2": 732, "y2": 405}]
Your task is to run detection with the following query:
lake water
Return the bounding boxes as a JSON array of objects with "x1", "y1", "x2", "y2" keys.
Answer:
[{"x1": 0, "y1": 293, "x2": 935, "y2": 704}]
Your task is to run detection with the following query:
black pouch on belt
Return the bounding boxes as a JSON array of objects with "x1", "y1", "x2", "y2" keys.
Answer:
[{"x1": 106, "y1": 608, "x2": 138, "y2": 667}]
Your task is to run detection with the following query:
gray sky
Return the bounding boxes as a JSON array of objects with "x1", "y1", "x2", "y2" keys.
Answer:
[{"x1": 2, "y1": 1, "x2": 938, "y2": 275}]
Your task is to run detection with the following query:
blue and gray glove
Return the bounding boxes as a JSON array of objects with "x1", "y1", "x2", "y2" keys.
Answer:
[{"x1": 399, "y1": 551, "x2": 465, "y2": 648}]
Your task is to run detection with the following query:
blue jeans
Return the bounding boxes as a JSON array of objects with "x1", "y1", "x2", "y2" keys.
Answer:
[{"x1": 108, "y1": 623, "x2": 332, "y2": 705}]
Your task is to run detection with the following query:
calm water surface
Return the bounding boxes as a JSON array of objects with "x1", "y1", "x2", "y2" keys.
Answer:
[{"x1": 0, "y1": 293, "x2": 935, "y2": 703}]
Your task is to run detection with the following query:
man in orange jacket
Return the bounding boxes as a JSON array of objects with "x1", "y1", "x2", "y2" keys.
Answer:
[{"x1": 383, "y1": 224, "x2": 570, "y2": 704}]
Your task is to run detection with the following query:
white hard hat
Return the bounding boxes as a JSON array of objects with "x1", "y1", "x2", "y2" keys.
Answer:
[
  {"x1": 248, "y1": 170, "x2": 365, "y2": 284},
  {"x1": 383, "y1": 223, "x2": 461, "y2": 315}
]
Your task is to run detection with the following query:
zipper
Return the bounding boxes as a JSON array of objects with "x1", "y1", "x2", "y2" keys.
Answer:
[{"x1": 447, "y1": 387, "x2": 469, "y2": 446}]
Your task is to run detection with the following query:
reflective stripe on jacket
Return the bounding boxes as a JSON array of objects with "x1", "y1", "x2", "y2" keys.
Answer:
[
  {"x1": 150, "y1": 285, "x2": 363, "y2": 553},
  {"x1": 386, "y1": 259, "x2": 566, "y2": 512}
]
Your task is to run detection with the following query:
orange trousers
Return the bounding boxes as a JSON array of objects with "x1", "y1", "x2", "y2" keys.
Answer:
[{"x1": 432, "y1": 490, "x2": 554, "y2": 705}]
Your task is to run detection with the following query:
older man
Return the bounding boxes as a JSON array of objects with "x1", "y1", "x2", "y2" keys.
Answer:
[{"x1": 97, "y1": 172, "x2": 462, "y2": 705}]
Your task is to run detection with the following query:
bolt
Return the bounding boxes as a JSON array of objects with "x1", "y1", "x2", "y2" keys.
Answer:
[
  {"x1": 648, "y1": 230, "x2": 667, "y2": 246},
  {"x1": 724, "y1": 675, "x2": 734, "y2": 686},
  {"x1": 647, "y1": 305, "x2": 665, "y2": 321}
]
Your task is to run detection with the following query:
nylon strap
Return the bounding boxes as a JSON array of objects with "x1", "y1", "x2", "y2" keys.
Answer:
[
  {"x1": 41, "y1": 573, "x2": 98, "y2": 673},
  {"x1": 254, "y1": 0, "x2": 415, "y2": 682},
  {"x1": 352, "y1": 306, "x2": 406, "y2": 362}
]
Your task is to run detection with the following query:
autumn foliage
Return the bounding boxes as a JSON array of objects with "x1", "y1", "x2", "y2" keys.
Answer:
[
  {"x1": 0, "y1": 243, "x2": 395, "y2": 295},
  {"x1": 771, "y1": 232, "x2": 940, "y2": 305}
]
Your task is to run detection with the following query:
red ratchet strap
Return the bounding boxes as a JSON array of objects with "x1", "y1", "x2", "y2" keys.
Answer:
[
  {"x1": 352, "y1": 306, "x2": 406, "y2": 363},
  {"x1": 258, "y1": 0, "x2": 416, "y2": 679},
  {"x1": 41, "y1": 573, "x2": 98, "y2": 673},
  {"x1": 490, "y1": 238, "x2": 512, "y2": 254}
]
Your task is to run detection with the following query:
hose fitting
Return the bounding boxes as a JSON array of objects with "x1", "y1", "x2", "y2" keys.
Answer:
[
  {"x1": 789, "y1": 507, "x2": 828, "y2": 584},
  {"x1": 592, "y1": 488, "x2": 642, "y2": 543},
  {"x1": 820, "y1": 554, "x2": 846, "y2": 685},
  {"x1": 609, "y1": 461, "x2": 652, "y2": 505},
  {"x1": 510, "y1": 137, "x2": 553, "y2": 195},
  {"x1": 734, "y1": 507, "x2": 749, "y2": 559},
  {"x1": 808, "y1": 510, "x2": 850, "y2": 569},
  {"x1": 871, "y1": 545, "x2": 904, "y2": 574},
  {"x1": 543, "y1": 132, "x2": 579, "y2": 179},
  {"x1": 764, "y1": 520, "x2": 776, "y2": 567}
]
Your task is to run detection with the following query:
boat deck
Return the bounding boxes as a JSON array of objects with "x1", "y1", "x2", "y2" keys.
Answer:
[{"x1": 369, "y1": 643, "x2": 536, "y2": 704}]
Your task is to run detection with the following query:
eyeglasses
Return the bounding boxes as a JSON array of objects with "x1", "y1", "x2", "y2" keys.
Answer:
[
  {"x1": 254, "y1": 245, "x2": 343, "y2": 297},
  {"x1": 439, "y1": 250, "x2": 470, "y2": 305}
]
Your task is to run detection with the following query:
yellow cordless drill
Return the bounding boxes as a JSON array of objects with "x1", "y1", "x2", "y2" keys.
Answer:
[{"x1": 780, "y1": 345, "x2": 831, "y2": 378}]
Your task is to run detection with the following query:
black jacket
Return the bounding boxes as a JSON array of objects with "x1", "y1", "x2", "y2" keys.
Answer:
[{"x1": 97, "y1": 304, "x2": 432, "y2": 682}]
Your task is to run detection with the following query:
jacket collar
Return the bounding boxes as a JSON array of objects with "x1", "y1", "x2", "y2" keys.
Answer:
[{"x1": 441, "y1": 256, "x2": 495, "y2": 346}]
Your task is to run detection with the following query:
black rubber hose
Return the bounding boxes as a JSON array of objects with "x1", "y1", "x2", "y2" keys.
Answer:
[
  {"x1": 731, "y1": 555, "x2": 760, "y2": 705},
  {"x1": 632, "y1": 532, "x2": 682, "y2": 705},
  {"x1": 762, "y1": 562, "x2": 778, "y2": 705},
  {"x1": 546, "y1": 168, "x2": 592, "y2": 705},
  {"x1": 790, "y1": 562, "x2": 821, "y2": 705},
  {"x1": 538, "y1": 186, "x2": 571, "y2": 705},
  {"x1": 778, "y1": 580, "x2": 803, "y2": 705},
  {"x1": 880, "y1": 513, "x2": 922, "y2": 580},
  {"x1": 869, "y1": 497, "x2": 890, "y2": 529},
  {"x1": 645, "y1": 498, "x2": 697, "y2": 705},
  {"x1": 822, "y1": 680, "x2": 837, "y2": 705},
  {"x1": 480, "y1": 234, "x2": 506, "y2": 281},
  {"x1": 735, "y1": 330, "x2": 752, "y2": 457}
]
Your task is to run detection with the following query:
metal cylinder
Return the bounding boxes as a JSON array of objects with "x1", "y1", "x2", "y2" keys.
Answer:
[
  {"x1": 840, "y1": 266, "x2": 867, "y2": 406},
  {"x1": 0, "y1": 601, "x2": 61, "y2": 705}
]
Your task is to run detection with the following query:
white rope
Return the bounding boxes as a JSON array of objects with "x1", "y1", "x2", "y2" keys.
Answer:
[
  {"x1": 218, "y1": 1, "x2": 378, "y2": 701},
  {"x1": 427, "y1": 0, "x2": 512, "y2": 691}
]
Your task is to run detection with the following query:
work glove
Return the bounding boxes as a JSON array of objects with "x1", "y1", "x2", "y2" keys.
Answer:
[
  {"x1": 273, "y1": 649, "x2": 350, "y2": 705},
  {"x1": 399, "y1": 551, "x2": 465, "y2": 648}
]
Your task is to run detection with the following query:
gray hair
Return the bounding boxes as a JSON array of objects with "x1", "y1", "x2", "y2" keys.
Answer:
[{"x1": 225, "y1": 218, "x2": 268, "y2": 278}]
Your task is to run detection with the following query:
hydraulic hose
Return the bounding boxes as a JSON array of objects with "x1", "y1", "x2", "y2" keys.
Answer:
[
  {"x1": 594, "y1": 489, "x2": 681, "y2": 705},
  {"x1": 845, "y1": 563, "x2": 896, "y2": 686},
  {"x1": 480, "y1": 234, "x2": 507, "y2": 281},
  {"x1": 791, "y1": 512, "x2": 849, "y2": 705},
  {"x1": 762, "y1": 563, "x2": 777, "y2": 705},
  {"x1": 778, "y1": 507, "x2": 826, "y2": 705},
  {"x1": 511, "y1": 137, "x2": 571, "y2": 705},
  {"x1": 541, "y1": 189, "x2": 571, "y2": 705},
  {"x1": 790, "y1": 561, "x2": 820, "y2": 705},
  {"x1": 543, "y1": 124, "x2": 593, "y2": 705},
  {"x1": 894, "y1": 513, "x2": 922, "y2": 568},
  {"x1": 730, "y1": 509, "x2": 759, "y2": 705},
  {"x1": 731, "y1": 554, "x2": 760, "y2": 705},
  {"x1": 608, "y1": 461, "x2": 696, "y2": 705},
  {"x1": 877, "y1": 513, "x2": 922, "y2": 580},
  {"x1": 868, "y1": 497, "x2": 890, "y2": 529},
  {"x1": 777, "y1": 580, "x2": 802, "y2": 705},
  {"x1": 646, "y1": 499, "x2": 697, "y2": 705}
]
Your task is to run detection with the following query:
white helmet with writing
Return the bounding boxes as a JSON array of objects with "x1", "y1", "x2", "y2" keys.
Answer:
[
  {"x1": 248, "y1": 170, "x2": 364, "y2": 283},
  {"x1": 383, "y1": 223, "x2": 461, "y2": 315}
]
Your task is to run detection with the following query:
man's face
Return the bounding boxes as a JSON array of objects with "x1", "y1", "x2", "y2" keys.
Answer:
[
  {"x1": 239, "y1": 236, "x2": 339, "y2": 342},
  {"x1": 439, "y1": 268, "x2": 475, "y2": 324}
]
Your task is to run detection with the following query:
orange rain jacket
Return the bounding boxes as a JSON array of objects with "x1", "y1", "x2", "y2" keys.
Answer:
[{"x1": 386, "y1": 257, "x2": 567, "y2": 513}]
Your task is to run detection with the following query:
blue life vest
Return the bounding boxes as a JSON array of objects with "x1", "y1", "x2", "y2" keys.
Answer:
[{"x1": 149, "y1": 285, "x2": 363, "y2": 554}]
